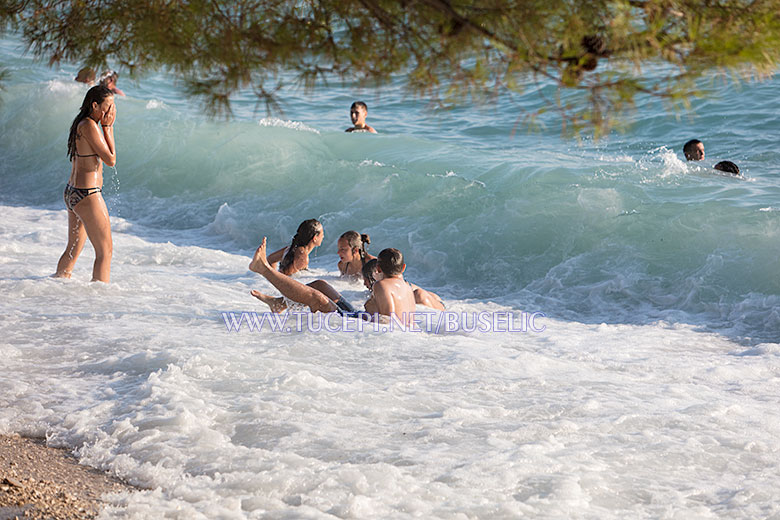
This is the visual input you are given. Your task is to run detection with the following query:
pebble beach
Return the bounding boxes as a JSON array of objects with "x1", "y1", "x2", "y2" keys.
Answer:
[{"x1": 0, "y1": 435, "x2": 135, "y2": 520}]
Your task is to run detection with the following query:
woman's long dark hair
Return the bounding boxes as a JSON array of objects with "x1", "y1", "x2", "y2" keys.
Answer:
[
  {"x1": 340, "y1": 230, "x2": 371, "y2": 266},
  {"x1": 67, "y1": 85, "x2": 113, "y2": 161},
  {"x1": 279, "y1": 219, "x2": 322, "y2": 273}
]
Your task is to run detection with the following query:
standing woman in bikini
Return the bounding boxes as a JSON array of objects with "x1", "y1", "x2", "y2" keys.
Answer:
[{"x1": 54, "y1": 85, "x2": 116, "y2": 282}]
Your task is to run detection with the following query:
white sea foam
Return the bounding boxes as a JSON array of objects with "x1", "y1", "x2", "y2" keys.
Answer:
[
  {"x1": 425, "y1": 170, "x2": 486, "y2": 187},
  {"x1": 257, "y1": 117, "x2": 320, "y2": 134},
  {"x1": 1, "y1": 204, "x2": 779, "y2": 519},
  {"x1": 45, "y1": 78, "x2": 85, "y2": 95},
  {"x1": 598, "y1": 153, "x2": 634, "y2": 163},
  {"x1": 3, "y1": 34, "x2": 780, "y2": 518},
  {"x1": 359, "y1": 159, "x2": 385, "y2": 167},
  {"x1": 655, "y1": 146, "x2": 687, "y2": 177}
]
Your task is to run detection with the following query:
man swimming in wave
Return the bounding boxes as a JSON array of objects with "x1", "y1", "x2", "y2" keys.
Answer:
[
  {"x1": 345, "y1": 101, "x2": 377, "y2": 133},
  {"x1": 249, "y1": 238, "x2": 415, "y2": 324}
]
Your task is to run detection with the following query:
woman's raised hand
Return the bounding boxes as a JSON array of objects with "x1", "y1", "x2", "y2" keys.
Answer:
[{"x1": 101, "y1": 103, "x2": 116, "y2": 127}]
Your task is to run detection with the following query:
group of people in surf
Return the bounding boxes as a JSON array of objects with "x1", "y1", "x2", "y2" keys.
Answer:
[
  {"x1": 683, "y1": 139, "x2": 741, "y2": 176},
  {"x1": 53, "y1": 85, "x2": 745, "y2": 325},
  {"x1": 53, "y1": 84, "x2": 434, "y2": 325},
  {"x1": 247, "y1": 220, "x2": 445, "y2": 325}
]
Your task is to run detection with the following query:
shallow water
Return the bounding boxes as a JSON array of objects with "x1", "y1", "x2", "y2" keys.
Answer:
[{"x1": 1, "y1": 35, "x2": 779, "y2": 518}]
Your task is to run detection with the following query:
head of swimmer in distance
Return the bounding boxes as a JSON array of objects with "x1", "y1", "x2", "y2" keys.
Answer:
[
  {"x1": 683, "y1": 139, "x2": 705, "y2": 161},
  {"x1": 350, "y1": 101, "x2": 368, "y2": 126}
]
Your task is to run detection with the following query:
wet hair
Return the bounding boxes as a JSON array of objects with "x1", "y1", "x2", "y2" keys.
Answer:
[
  {"x1": 714, "y1": 160, "x2": 740, "y2": 176},
  {"x1": 279, "y1": 219, "x2": 322, "y2": 272},
  {"x1": 362, "y1": 258, "x2": 378, "y2": 288},
  {"x1": 377, "y1": 248, "x2": 404, "y2": 276},
  {"x1": 75, "y1": 67, "x2": 95, "y2": 84},
  {"x1": 350, "y1": 101, "x2": 368, "y2": 111},
  {"x1": 339, "y1": 231, "x2": 371, "y2": 265},
  {"x1": 98, "y1": 69, "x2": 118, "y2": 85},
  {"x1": 67, "y1": 85, "x2": 113, "y2": 161},
  {"x1": 683, "y1": 139, "x2": 703, "y2": 160}
]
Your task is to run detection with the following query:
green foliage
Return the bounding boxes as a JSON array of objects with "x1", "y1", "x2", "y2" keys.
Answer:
[{"x1": 2, "y1": 0, "x2": 779, "y2": 134}]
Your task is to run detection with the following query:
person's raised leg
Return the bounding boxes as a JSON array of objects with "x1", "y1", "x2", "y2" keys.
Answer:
[
  {"x1": 54, "y1": 210, "x2": 87, "y2": 278},
  {"x1": 249, "y1": 237, "x2": 336, "y2": 313},
  {"x1": 73, "y1": 193, "x2": 112, "y2": 282}
]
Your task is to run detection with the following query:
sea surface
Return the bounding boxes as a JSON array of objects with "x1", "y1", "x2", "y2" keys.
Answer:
[{"x1": 1, "y1": 34, "x2": 779, "y2": 518}]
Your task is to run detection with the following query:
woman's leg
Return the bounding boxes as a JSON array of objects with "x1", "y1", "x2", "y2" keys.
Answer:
[
  {"x1": 250, "y1": 290, "x2": 288, "y2": 312},
  {"x1": 307, "y1": 280, "x2": 344, "y2": 303},
  {"x1": 54, "y1": 210, "x2": 87, "y2": 278},
  {"x1": 251, "y1": 281, "x2": 342, "y2": 313},
  {"x1": 73, "y1": 193, "x2": 113, "y2": 282},
  {"x1": 249, "y1": 238, "x2": 336, "y2": 313}
]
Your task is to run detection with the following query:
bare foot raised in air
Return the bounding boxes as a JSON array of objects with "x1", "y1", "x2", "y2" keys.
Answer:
[
  {"x1": 249, "y1": 237, "x2": 272, "y2": 274},
  {"x1": 250, "y1": 289, "x2": 288, "y2": 313}
]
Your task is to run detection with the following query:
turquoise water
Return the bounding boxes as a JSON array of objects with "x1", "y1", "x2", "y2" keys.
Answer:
[
  {"x1": 1, "y1": 36, "x2": 778, "y2": 342},
  {"x1": 3, "y1": 35, "x2": 780, "y2": 519}
]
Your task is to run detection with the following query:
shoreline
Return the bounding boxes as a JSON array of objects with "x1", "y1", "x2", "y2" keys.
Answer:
[{"x1": 0, "y1": 434, "x2": 136, "y2": 520}]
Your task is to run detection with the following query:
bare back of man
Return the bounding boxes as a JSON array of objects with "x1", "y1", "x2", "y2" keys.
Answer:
[{"x1": 371, "y1": 276, "x2": 416, "y2": 325}]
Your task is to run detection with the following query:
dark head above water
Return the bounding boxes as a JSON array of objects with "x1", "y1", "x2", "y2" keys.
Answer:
[
  {"x1": 279, "y1": 218, "x2": 323, "y2": 272},
  {"x1": 683, "y1": 139, "x2": 705, "y2": 161},
  {"x1": 362, "y1": 258, "x2": 378, "y2": 289},
  {"x1": 75, "y1": 67, "x2": 95, "y2": 84},
  {"x1": 377, "y1": 248, "x2": 405, "y2": 277},
  {"x1": 714, "y1": 160, "x2": 741, "y2": 176}
]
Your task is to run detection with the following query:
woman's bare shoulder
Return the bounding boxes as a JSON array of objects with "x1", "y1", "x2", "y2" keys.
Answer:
[{"x1": 76, "y1": 117, "x2": 100, "y2": 138}]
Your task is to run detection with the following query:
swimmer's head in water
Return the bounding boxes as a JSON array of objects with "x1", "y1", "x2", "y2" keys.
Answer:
[
  {"x1": 67, "y1": 85, "x2": 114, "y2": 161},
  {"x1": 99, "y1": 70, "x2": 118, "y2": 84},
  {"x1": 362, "y1": 258, "x2": 379, "y2": 290},
  {"x1": 377, "y1": 248, "x2": 405, "y2": 277},
  {"x1": 350, "y1": 101, "x2": 368, "y2": 125},
  {"x1": 279, "y1": 219, "x2": 323, "y2": 271},
  {"x1": 683, "y1": 139, "x2": 704, "y2": 161},
  {"x1": 75, "y1": 67, "x2": 96, "y2": 84},
  {"x1": 296, "y1": 219, "x2": 323, "y2": 246},
  {"x1": 714, "y1": 160, "x2": 740, "y2": 176},
  {"x1": 338, "y1": 231, "x2": 370, "y2": 263}
]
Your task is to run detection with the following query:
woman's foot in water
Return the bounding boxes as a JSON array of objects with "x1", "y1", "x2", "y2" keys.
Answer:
[{"x1": 250, "y1": 290, "x2": 288, "y2": 313}]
